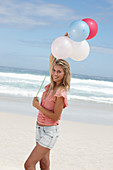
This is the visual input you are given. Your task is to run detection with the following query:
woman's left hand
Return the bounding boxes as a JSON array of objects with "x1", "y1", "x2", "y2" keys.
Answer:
[{"x1": 32, "y1": 97, "x2": 40, "y2": 110}]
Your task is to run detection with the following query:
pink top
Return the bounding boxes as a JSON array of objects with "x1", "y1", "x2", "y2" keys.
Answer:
[{"x1": 37, "y1": 84, "x2": 68, "y2": 126}]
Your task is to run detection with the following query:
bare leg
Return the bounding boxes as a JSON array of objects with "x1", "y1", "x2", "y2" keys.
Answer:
[
  {"x1": 24, "y1": 143, "x2": 50, "y2": 170},
  {"x1": 40, "y1": 151, "x2": 50, "y2": 170}
]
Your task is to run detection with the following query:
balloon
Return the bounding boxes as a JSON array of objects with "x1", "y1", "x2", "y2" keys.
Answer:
[
  {"x1": 70, "y1": 40, "x2": 90, "y2": 61},
  {"x1": 69, "y1": 20, "x2": 89, "y2": 42},
  {"x1": 51, "y1": 36, "x2": 73, "y2": 59},
  {"x1": 82, "y1": 18, "x2": 98, "y2": 40}
]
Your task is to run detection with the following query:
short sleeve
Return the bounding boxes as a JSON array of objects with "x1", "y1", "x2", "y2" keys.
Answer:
[{"x1": 54, "y1": 88, "x2": 68, "y2": 109}]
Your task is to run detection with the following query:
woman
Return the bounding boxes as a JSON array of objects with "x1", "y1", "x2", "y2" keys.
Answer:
[{"x1": 24, "y1": 33, "x2": 71, "y2": 170}]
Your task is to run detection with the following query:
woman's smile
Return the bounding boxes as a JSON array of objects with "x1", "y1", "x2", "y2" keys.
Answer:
[{"x1": 52, "y1": 65, "x2": 64, "y2": 84}]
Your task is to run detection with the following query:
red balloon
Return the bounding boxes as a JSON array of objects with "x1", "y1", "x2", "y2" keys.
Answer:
[{"x1": 82, "y1": 18, "x2": 98, "y2": 40}]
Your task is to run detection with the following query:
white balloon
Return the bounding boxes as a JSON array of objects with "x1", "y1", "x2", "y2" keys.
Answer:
[
  {"x1": 70, "y1": 40, "x2": 90, "y2": 61},
  {"x1": 51, "y1": 36, "x2": 73, "y2": 59}
]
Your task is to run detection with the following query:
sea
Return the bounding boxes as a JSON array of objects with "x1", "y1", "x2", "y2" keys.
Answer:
[{"x1": 0, "y1": 66, "x2": 113, "y2": 105}]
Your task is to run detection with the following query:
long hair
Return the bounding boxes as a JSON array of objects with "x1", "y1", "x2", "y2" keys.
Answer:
[{"x1": 45, "y1": 59, "x2": 71, "y2": 98}]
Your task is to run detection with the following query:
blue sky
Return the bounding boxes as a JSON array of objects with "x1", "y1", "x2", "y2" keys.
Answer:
[{"x1": 0, "y1": 0, "x2": 113, "y2": 78}]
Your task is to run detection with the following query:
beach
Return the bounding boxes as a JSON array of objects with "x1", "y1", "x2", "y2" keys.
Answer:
[
  {"x1": 0, "y1": 0, "x2": 113, "y2": 169},
  {"x1": 0, "y1": 95, "x2": 113, "y2": 170}
]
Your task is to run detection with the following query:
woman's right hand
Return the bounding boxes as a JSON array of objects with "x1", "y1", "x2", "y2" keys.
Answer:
[{"x1": 64, "y1": 32, "x2": 69, "y2": 37}]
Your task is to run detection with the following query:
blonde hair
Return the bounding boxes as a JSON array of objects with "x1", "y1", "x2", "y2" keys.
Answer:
[{"x1": 45, "y1": 59, "x2": 71, "y2": 98}]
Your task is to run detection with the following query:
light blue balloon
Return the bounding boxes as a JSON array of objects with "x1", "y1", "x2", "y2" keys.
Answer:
[{"x1": 69, "y1": 20, "x2": 89, "y2": 42}]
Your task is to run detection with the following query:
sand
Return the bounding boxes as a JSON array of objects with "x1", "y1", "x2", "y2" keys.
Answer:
[
  {"x1": 0, "y1": 94, "x2": 113, "y2": 169},
  {"x1": 0, "y1": 110, "x2": 113, "y2": 170}
]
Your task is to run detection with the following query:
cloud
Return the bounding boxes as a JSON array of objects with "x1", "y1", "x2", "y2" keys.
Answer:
[
  {"x1": 0, "y1": 0, "x2": 78, "y2": 28},
  {"x1": 18, "y1": 39, "x2": 51, "y2": 48},
  {"x1": 108, "y1": 0, "x2": 113, "y2": 7},
  {"x1": 91, "y1": 46, "x2": 113, "y2": 55},
  {"x1": 93, "y1": 0, "x2": 113, "y2": 21},
  {"x1": 96, "y1": 0, "x2": 113, "y2": 9}
]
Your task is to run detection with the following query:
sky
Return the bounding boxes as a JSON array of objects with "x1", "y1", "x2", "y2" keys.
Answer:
[{"x1": 0, "y1": 0, "x2": 113, "y2": 78}]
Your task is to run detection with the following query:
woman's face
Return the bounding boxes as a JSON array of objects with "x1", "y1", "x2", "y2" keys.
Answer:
[{"x1": 52, "y1": 65, "x2": 64, "y2": 85}]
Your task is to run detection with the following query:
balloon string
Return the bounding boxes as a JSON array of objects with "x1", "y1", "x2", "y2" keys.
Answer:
[{"x1": 36, "y1": 56, "x2": 55, "y2": 97}]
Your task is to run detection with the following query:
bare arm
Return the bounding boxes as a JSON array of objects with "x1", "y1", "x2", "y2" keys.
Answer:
[
  {"x1": 33, "y1": 97, "x2": 64, "y2": 121},
  {"x1": 49, "y1": 53, "x2": 56, "y2": 75}
]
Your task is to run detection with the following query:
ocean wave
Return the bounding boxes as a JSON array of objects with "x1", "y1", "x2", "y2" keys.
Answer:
[
  {"x1": 0, "y1": 69, "x2": 113, "y2": 105},
  {"x1": 71, "y1": 77, "x2": 113, "y2": 87},
  {"x1": 67, "y1": 95, "x2": 113, "y2": 104},
  {"x1": 0, "y1": 72, "x2": 50, "y2": 82}
]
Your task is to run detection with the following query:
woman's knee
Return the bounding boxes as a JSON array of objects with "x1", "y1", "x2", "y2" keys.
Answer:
[
  {"x1": 24, "y1": 160, "x2": 29, "y2": 170},
  {"x1": 24, "y1": 160, "x2": 35, "y2": 170}
]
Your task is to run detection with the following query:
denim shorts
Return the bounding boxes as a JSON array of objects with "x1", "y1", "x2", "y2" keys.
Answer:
[{"x1": 36, "y1": 123, "x2": 60, "y2": 149}]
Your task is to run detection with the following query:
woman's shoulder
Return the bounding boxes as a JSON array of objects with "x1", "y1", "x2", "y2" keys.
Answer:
[
  {"x1": 57, "y1": 86, "x2": 66, "y2": 92},
  {"x1": 54, "y1": 86, "x2": 68, "y2": 108},
  {"x1": 55, "y1": 86, "x2": 67, "y2": 98}
]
